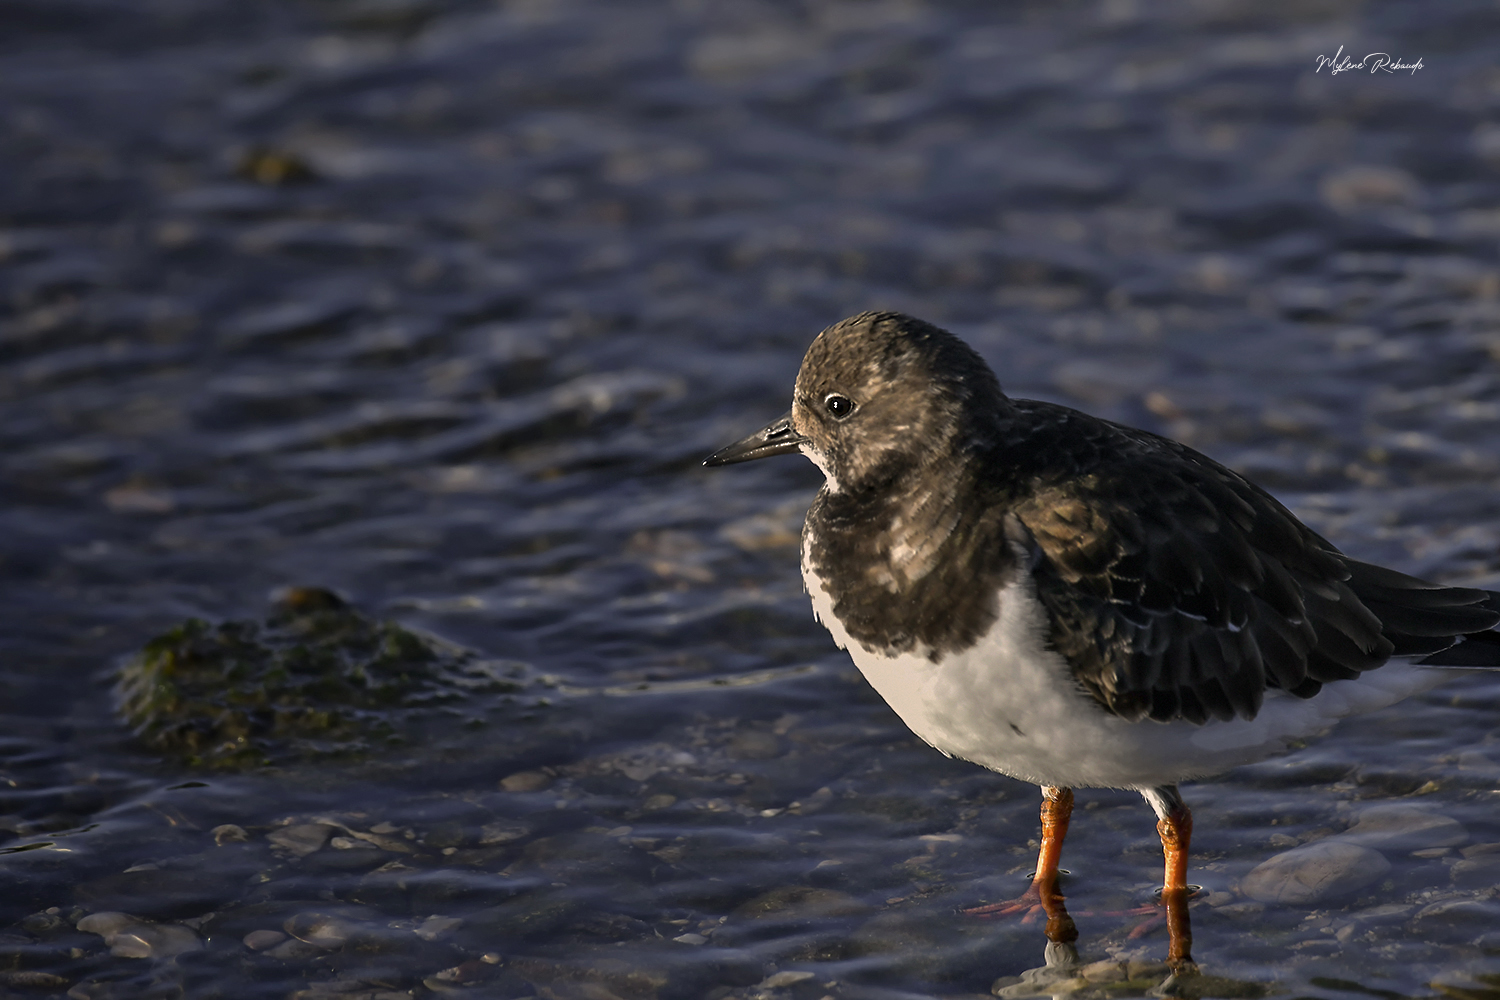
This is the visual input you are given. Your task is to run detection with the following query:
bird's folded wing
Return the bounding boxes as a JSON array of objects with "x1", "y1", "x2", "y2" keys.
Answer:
[{"x1": 1006, "y1": 410, "x2": 1499, "y2": 725}]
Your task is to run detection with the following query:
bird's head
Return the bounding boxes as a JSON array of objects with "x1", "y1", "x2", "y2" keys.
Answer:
[{"x1": 705, "y1": 311, "x2": 1009, "y2": 492}]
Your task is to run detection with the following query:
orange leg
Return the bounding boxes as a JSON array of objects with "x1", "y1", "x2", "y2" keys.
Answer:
[
  {"x1": 965, "y1": 786, "x2": 1077, "y2": 943},
  {"x1": 1141, "y1": 785, "x2": 1196, "y2": 972}
]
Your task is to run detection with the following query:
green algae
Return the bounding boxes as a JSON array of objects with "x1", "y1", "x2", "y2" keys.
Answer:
[{"x1": 115, "y1": 587, "x2": 524, "y2": 768}]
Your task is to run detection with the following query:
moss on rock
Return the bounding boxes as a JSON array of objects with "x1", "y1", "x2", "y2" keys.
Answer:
[{"x1": 115, "y1": 587, "x2": 524, "y2": 768}]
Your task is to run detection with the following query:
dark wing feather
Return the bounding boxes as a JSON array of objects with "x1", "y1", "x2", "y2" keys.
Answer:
[{"x1": 1000, "y1": 401, "x2": 1500, "y2": 724}]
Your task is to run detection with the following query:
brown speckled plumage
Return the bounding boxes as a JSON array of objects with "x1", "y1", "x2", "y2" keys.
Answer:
[{"x1": 781, "y1": 312, "x2": 1500, "y2": 724}]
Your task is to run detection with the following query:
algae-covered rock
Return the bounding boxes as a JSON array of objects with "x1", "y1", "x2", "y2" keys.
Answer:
[{"x1": 115, "y1": 587, "x2": 525, "y2": 767}]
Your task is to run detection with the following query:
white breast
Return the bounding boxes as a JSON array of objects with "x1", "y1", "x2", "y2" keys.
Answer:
[{"x1": 802, "y1": 550, "x2": 1456, "y2": 790}]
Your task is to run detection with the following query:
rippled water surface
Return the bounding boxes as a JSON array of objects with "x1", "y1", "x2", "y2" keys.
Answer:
[{"x1": 4, "y1": 1, "x2": 1500, "y2": 997}]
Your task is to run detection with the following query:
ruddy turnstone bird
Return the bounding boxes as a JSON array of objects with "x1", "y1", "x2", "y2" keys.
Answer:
[{"x1": 705, "y1": 311, "x2": 1500, "y2": 969}]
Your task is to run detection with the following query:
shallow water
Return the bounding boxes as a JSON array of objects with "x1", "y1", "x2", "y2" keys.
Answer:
[{"x1": 3, "y1": 0, "x2": 1500, "y2": 997}]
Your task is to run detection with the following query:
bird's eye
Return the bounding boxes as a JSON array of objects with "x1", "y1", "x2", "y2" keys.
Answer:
[{"x1": 824, "y1": 394, "x2": 855, "y2": 418}]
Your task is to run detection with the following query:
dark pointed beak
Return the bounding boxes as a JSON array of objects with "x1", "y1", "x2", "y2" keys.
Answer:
[{"x1": 703, "y1": 409, "x2": 807, "y2": 466}]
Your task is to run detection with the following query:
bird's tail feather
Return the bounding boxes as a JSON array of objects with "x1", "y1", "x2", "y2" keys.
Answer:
[{"x1": 1416, "y1": 590, "x2": 1500, "y2": 667}]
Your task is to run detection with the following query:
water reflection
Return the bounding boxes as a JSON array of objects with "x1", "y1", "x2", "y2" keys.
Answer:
[{"x1": 993, "y1": 884, "x2": 1277, "y2": 1000}]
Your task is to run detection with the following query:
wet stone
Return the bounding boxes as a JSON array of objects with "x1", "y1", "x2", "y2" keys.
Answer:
[
  {"x1": 1241, "y1": 840, "x2": 1391, "y2": 904},
  {"x1": 284, "y1": 911, "x2": 362, "y2": 949},
  {"x1": 761, "y1": 971, "x2": 815, "y2": 988},
  {"x1": 422, "y1": 822, "x2": 468, "y2": 849},
  {"x1": 727, "y1": 730, "x2": 782, "y2": 760},
  {"x1": 301, "y1": 843, "x2": 387, "y2": 872},
  {"x1": 1451, "y1": 854, "x2": 1500, "y2": 889},
  {"x1": 478, "y1": 820, "x2": 529, "y2": 845},
  {"x1": 1078, "y1": 960, "x2": 1127, "y2": 983},
  {"x1": 211, "y1": 824, "x2": 249, "y2": 845},
  {"x1": 1339, "y1": 804, "x2": 1468, "y2": 851},
  {"x1": 567, "y1": 911, "x2": 654, "y2": 942},
  {"x1": 75, "y1": 912, "x2": 201, "y2": 960},
  {"x1": 2, "y1": 970, "x2": 70, "y2": 990},
  {"x1": 20, "y1": 912, "x2": 66, "y2": 936},
  {"x1": 242, "y1": 929, "x2": 286, "y2": 951},
  {"x1": 269, "y1": 823, "x2": 336, "y2": 857},
  {"x1": 499, "y1": 771, "x2": 552, "y2": 792},
  {"x1": 1414, "y1": 899, "x2": 1500, "y2": 932},
  {"x1": 424, "y1": 958, "x2": 495, "y2": 992},
  {"x1": 414, "y1": 915, "x2": 463, "y2": 942},
  {"x1": 1347, "y1": 903, "x2": 1415, "y2": 928}
]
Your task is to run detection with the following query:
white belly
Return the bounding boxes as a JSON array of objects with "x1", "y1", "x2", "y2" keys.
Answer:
[{"x1": 803, "y1": 560, "x2": 1457, "y2": 790}]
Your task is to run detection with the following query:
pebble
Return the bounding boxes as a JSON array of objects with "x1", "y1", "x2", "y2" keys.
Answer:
[
  {"x1": 268, "y1": 823, "x2": 336, "y2": 857},
  {"x1": 284, "y1": 911, "x2": 359, "y2": 949},
  {"x1": 673, "y1": 932, "x2": 708, "y2": 946},
  {"x1": 21, "y1": 911, "x2": 66, "y2": 934},
  {"x1": 995, "y1": 964, "x2": 1087, "y2": 998},
  {"x1": 243, "y1": 929, "x2": 287, "y2": 951},
  {"x1": 641, "y1": 794, "x2": 676, "y2": 811},
  {"x1": 1460, "y1": 842, "x2": 1500, "y2": 858},
  {"x1": 1126, "y1": 960, "x2": 1170, "y2": 980},
  {"x1": 1450, "y1": 854, "x2": 1500, "y2": 889},
  {"x1": 728, "y1": 730, "x2": 782, "y2": 760},
  {"x1": 1347, "y1": 903, "x2": 1414, "y2": 927},
  {"x1": 1241, "y1": 840, "x2": 1391, "y2": 904},
  {"x1": 499, "y1": 771, "x2": 552, "y2": 792},
  {"x1": 414, "y1": 915, "x2": 464, "y2": 941},
  {"x1": 761, "y1": 971, "x2": 815, "y2": 988},
  {"x1": 479, "y1": 820, "x2": 530, "y2": 845},
  {"x1": 211, "y1": 824, "x2": 249, "y2": 845},
  {"x1": 1413, "y1": 899, "x2": 1500, "y2": 930},
  {"x1": 788, "y1": 787, "x2": 833, "y2": 815},
  {"x1": 1078, "y1": 960, "x2": 1126, "y2": 983},
  {"x1": 75, "y1": 912, "x2": 201, "y2": 959},
  {"x1": 424, "y1": 959, "x2": 494, "y2": 992},
  {"x1": 1339, "y1": 804, "x2": 1467, "y2": 851}
]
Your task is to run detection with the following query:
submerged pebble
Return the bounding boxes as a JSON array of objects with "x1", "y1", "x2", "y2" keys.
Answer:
[
  {"x1": 211, "y1": 824, "x2": 250, "y2": 845},
  {"x1": 1241, "y1": 840, "x2": 1392, "y2": 904},
  {"x1": 499, "y1": 770, "x2": 552, "y2": 792},
  {"x1": 75, "y1": 912, "x2": 201, "y2": 960},
  {"x1": 1340, "y1": 804, "x2": 1468, "y2": 851},
  {"x1": 269, "y1": 823, "x2": 336, "y2": 857},
  {"x1": 414, "y1": 915, "x2": 463, "y2": 941},
  {"x1": 242, "y1": 929, "x2": 286, "y2": 951}
]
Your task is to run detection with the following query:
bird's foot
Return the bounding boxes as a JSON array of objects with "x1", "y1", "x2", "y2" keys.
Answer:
[
  {"x1": 962, "y1": 888, "x2": 1047, "y2": 923},
  {"x1": 1148, "y1": 962, "x2": 1203, "y2": 998},
  {"x1": 962, "y1": 870, "x2": 1070, "y2": 922}
]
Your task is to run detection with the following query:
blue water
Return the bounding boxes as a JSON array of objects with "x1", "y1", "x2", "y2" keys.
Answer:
[{"x1": 3, "y1": 1, "x2": 1500, "y2": 997}]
